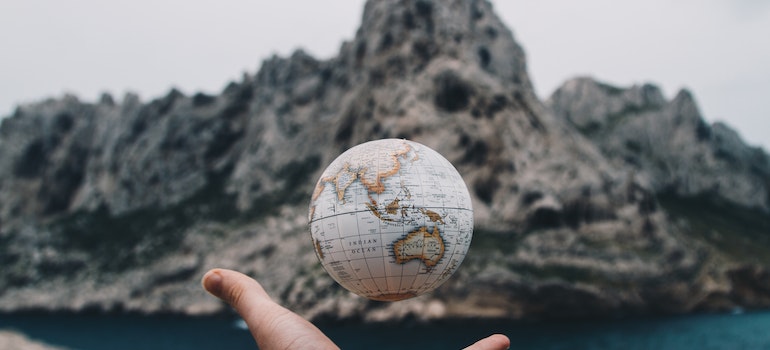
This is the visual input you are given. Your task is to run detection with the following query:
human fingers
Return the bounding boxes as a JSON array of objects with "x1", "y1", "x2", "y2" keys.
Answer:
[
  {"x1": 202, "y1": 268, "x2": 339, "y2": 350},
  {"x1": 463, "y1": 334, "x2": 511, "y2": 350}
]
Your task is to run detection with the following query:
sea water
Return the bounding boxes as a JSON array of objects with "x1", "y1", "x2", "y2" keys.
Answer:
[{"x1": 1, "y1": 310, "x2": 769, "y2": 349}]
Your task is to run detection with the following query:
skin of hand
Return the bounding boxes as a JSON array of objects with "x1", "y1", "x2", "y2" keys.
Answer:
[{"x1": 202, "y1": 269, "x2": 510, "y2": 350}]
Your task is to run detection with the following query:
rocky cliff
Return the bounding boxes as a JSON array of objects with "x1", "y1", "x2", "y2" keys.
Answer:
[
  {"x1": 547, "y1": 77, "x2": 770, "y2": 212},
  {"x1": 1, "y1": 0, "x2": 769, "y2": 322}
]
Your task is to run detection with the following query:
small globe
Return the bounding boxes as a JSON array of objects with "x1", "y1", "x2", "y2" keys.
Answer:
[{"x1": 308, "y1": 139, "x2": 473, "y2": 301}]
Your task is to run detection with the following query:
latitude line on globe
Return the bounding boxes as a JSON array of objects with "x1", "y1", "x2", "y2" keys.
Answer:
[{"x1": 310, "y1": 207, "x2": 473, "y2": 224}]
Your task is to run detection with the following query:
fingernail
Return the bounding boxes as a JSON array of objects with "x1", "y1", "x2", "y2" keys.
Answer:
[{"x1": 202, "y1": 269, "x2": 223, "y2": 297}]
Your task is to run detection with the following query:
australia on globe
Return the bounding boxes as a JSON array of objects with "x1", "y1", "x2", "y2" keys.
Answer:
[{"x1": 308, "y1": 138, "x2": 473, "y2": 301}]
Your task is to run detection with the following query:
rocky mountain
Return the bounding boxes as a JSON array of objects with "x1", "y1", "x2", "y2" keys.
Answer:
[
  {"x1": 547, "y1": 77, "x2": 770, "y2": 211},
  {"x1": 1, "y1": 0, "x2": 769, "y2": 322}
]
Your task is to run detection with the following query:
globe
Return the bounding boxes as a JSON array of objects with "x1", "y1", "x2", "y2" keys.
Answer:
[{"x1": 308, "y1": 138, "x2": 473, "y2": 301}]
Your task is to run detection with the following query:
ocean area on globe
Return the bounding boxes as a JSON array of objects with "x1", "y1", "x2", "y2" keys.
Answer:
[{"x1": 308, "y1": 139, "x2": 473, "y2": 301}]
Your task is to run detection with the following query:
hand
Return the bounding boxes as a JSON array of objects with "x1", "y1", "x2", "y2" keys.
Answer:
[{"x1": 202, "y1": 269, "x2": 510, "y2": 350}]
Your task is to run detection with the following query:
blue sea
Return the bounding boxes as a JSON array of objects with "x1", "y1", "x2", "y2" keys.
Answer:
[{"x1": 2, "y1": 310, "x2": 769, "y2": 349}]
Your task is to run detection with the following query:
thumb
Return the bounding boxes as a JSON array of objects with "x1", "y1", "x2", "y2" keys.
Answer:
[
  {"x1": 202, "y1": 268, "x2": 339, "y2": 350},
  {"x1": 464, "y1": 334, "x2": 511, "y2": 350}
]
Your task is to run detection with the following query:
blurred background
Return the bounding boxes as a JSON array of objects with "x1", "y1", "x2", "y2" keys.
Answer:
[{"x1": 1, "y1": 1, "x2": 769, "y2": 349}]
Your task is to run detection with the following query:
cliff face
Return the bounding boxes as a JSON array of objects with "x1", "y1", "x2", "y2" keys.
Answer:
[
  {"x1": 547, "y1": 77, "x2": 770, "y2": 211},
  {"x1": 1, "y1": 0, "x2": 769, "y2": 321}
]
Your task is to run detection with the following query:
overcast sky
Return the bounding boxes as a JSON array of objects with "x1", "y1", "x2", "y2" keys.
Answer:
[{"x1": 1, "y1": 1, "x2": 768, "y2": 149}]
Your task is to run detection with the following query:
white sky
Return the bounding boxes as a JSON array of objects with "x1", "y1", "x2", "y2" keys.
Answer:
[{"x1": 1, "y1": 1, "x2": 768, "y2": 149}]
